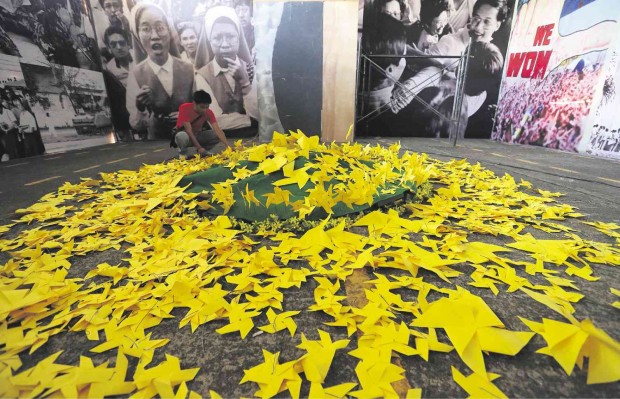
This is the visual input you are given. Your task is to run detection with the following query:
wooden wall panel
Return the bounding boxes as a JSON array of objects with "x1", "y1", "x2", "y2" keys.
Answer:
[{"x1": 321, "y1": 0, "x2": 358, "y2": 142}]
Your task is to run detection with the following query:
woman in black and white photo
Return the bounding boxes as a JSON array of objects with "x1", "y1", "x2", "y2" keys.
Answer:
[
  {"x1": 126, "y1": 2, "x2": 194, "y2": 140},
  {"x1": 194, "y1": 5, "x2": 257, "y2": 132},
  {"x1": 407, "y1": 0, "x2": 452, "y2": 52},
  {"x1": 177, "y1": 22, "x2": 199, "y2": 66}
]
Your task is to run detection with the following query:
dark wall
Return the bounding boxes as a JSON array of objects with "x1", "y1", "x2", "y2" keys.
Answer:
[{"x1": 272, "y1": 2, "x2": 323, "y2": 135}]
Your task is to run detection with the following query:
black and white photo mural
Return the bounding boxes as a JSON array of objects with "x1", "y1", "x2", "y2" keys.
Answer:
[
  {"x1": 90, "y1": 0, "x2": 259, "y2": 142},
  {"x1": 0, "y1": 0, "x2": 113, "y2": 161},
  {"x1": 581, "y1": 24, "x2": 620, "y2": 160},
  {"x1": 356, "y1": 0, "x2": 514, "y2": 139}
]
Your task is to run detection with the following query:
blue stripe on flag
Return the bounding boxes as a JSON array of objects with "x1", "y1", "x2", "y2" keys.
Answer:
[
  {"x1": 561, "y1": 0, "x2": 597, "y2": 17},
  {"x1": 558, "y1": 0, "x2": 620, "y2": 36}
]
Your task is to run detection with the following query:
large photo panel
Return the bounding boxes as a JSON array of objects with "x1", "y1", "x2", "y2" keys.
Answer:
[
  {"x1": 356, "y1": 0, "x2": 514, "y2": 139},
  {"x1": 493, "y1": 0, "x2": 620, "y2": 152},
  {"x1": 1, "y1": 0, "x2": 112, "y2": 161},
  {"x1": 580, "y1": 18, "x2": 620, "y2": 160},
  {"x1": 91, "y1": 0, "x2": 259, "y2": 142}
]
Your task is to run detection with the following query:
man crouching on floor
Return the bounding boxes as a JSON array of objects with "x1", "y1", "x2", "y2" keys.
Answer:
[{"x1": 172, "y1": 90, "x2": 231, "y2": 158}]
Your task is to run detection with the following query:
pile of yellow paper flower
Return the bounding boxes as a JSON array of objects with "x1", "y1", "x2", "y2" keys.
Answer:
[{"x1": 0, "y1": 131, "x2": 619, "y2": 398}]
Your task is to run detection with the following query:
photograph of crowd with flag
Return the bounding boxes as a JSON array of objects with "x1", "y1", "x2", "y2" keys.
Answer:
[{"x1": 492, "y1": 0, "x2": 620, "y2": 156}]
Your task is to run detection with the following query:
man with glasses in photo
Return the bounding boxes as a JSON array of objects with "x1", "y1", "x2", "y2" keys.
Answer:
[
  {"x1": 427, "y1": 0, "x2": 507, "y2": 63},
  {"x1": 103, "y1": 25, "x2": 134, "y2": 141},
  {"x1": 126, "y1": 3, "x2": 194, "y2": 140},
  {"x1": 104, "y1": 26, "x2": 134, "y2": 86},
  {"x1": 95, "y1": 0, "x2": 131, "y2": 50},
  {"x1": 389, "y1": 0, "x2": 508, "y2": 117}
]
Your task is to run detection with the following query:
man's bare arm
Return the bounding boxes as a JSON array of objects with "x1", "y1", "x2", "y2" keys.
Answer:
[{"x1": 211, "y1": 122, "x2": 231, "y2": 148}]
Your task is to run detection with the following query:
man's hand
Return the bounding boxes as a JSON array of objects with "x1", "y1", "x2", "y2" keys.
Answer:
[
  {"x1": 211, "y1": 122, "x2": 231, "y2": 148},
  {"x1": 224, "y1": 57, "x2": 250, "y2": 87},
  {"x1": 197, "y1": 146, "x2": 207, "y2": 156},
  {"x1": 135, "y1": 86, "x2": 152, "y2": 112}
]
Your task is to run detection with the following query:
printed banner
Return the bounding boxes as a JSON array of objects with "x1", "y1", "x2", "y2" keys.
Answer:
[
  {"x1": 90, "y1": 0, "x2": 259, "y2": 142},
  {"x1": 356, "y1": 0, "x2": 515, "y2": 139},
  {"x1": 580, "y1": 23, "x2": 620, "y2": 159},
  {"x1": 492, "y1": 0, "x2": 620, "y2": 152},
  {"x1": 1, "y1": 0, "x2": 112, "y2": 161}
]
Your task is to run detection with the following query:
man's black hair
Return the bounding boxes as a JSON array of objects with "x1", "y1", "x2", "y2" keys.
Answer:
[
  {"x1": 103, "y1": 25, "x2": 129, "y2": 47},
  {"x1": 473, "y1": 0, "x2": 509, "y2": 23},
  {"x1": 362, "y1": 13, "x2": 406, "y2": 70},
  {"x1": 193, "y1": 90, "x2": 212, "y2": 104},
  {"x1": 420, "y1": 0, "x2": 451, "y2": 26},
  {"x1": 377, "y1": 0, "x2": 406, "y2": 19}
]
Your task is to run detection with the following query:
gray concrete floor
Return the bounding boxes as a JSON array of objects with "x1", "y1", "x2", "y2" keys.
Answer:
[
  {"x1": 1, "y1": 137, "x2": 619, "y2": 398},
  {"x1": 0, "y1": 140, "x2": 178, "y2": 225}
]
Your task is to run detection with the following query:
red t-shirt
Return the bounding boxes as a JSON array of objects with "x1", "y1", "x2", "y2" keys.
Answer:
[{"x1": 176, "y1": 102, "x2": 217, "y2": 133}]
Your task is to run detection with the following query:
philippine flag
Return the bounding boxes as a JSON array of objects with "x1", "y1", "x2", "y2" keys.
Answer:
[
  {"x1": 549, "y1": 0, "x2": 620, "y2": 71},
  {"x1": 559, "y1": 0, "x2": 620, "y2": 36}
]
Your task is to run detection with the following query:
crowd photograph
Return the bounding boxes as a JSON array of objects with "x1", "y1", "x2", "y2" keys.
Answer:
[
  {"x1": 492, "y1": 54, "x2": 604, "y2": 152},
  {"x1": 92, "y1": 0, "x2": 258, "y2": 142},
  {"x1": 585, "y1": 50, "x2": 620, "y2": 158},
  {"x1": 356, "y1": 0, "x2": 512, "y2": 139}
]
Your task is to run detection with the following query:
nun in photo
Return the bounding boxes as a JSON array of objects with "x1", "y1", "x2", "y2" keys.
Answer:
[
  {"x1": 125, "y1": 2, "x2": 194, "y2": 140},
  {"x1": 195, "y1": 6, "x2": 258, "y2": 131}
]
